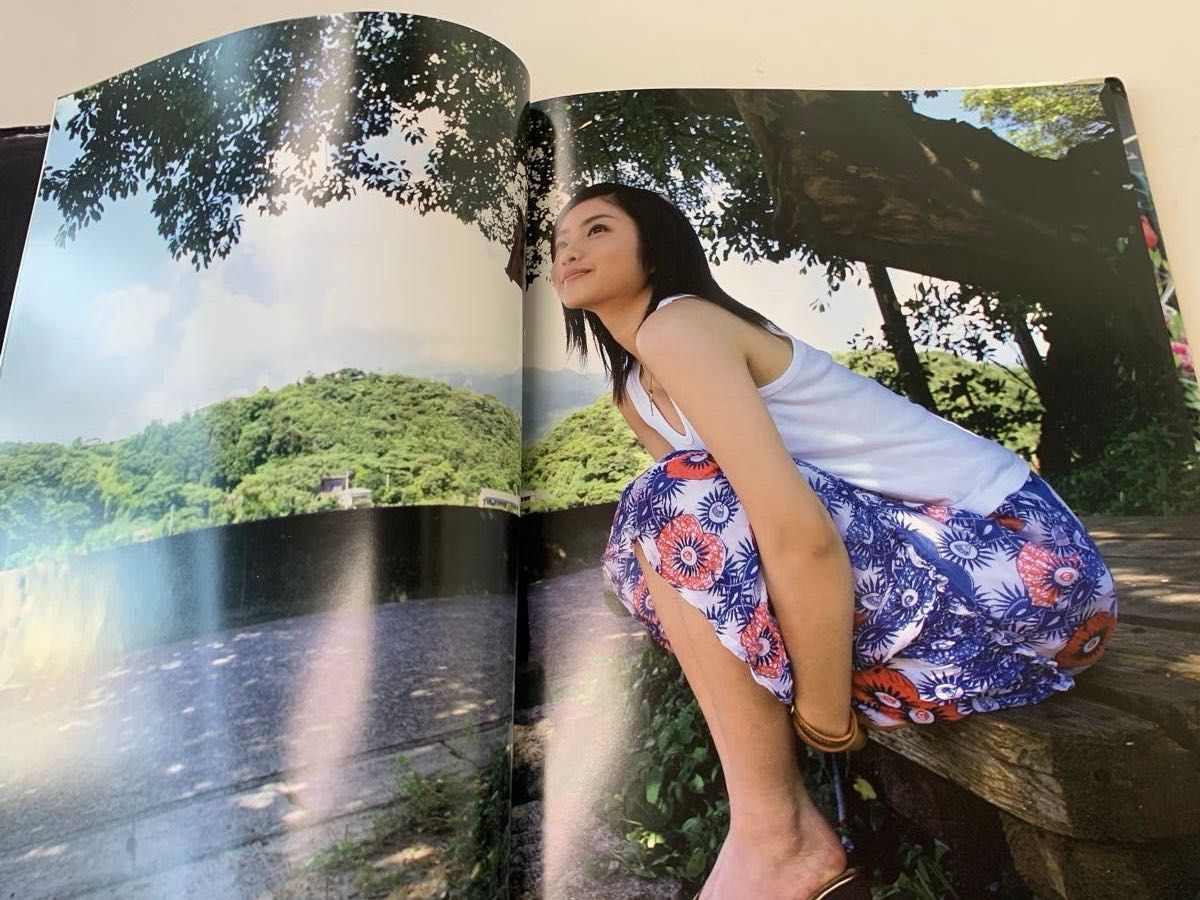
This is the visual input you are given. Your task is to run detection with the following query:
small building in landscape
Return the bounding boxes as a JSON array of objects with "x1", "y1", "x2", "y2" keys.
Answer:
[
  {"x1": 519, "y1": 489, "x2": 549, "y2": 510},
  {"x1": 317, "y1": 470, "x2": 374, "y2": 509},
  {"x1": 478, "y1": 488, "x2": 520, "y2": 514}
]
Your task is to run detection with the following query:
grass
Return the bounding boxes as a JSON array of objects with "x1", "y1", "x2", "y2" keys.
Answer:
[{"x1": 298, "y1": 740, "x2": 511, "y2": 899}]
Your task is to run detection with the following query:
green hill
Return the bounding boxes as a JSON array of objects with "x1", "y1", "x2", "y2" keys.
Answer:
[
  {"x1": 521, "y1": 396, "x2": 655, "y2": 514},
  {"x1": 0, "y1": 369, "x2": 520, "y2": 567}
]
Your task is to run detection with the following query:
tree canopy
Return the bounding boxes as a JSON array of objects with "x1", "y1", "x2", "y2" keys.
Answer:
[
  {"x1": 40, "y1": 13, "x2": 528, "y2": 274},
  {"x1": 36, "y1": 30, "x2": 1189, "y2": 478},
  {"x1": 961, "y1": 84, "x2": 1112, "y2": 159},
  {"x1": 525, "y1": 85, "x2": 1189, "y2": 476}
]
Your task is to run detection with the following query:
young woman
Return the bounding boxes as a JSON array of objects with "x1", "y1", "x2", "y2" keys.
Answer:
[{"x1": 550, "y1": 182, "x2": 1118, "y2": 900}]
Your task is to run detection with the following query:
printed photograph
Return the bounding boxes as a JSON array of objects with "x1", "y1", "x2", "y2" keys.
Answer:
[
  {"x1": 514, "y1": 82, "x2": 1198, "y2": 900},
  {"x1": 0, "y1": 13, "x2": 528, "y2": 898}
]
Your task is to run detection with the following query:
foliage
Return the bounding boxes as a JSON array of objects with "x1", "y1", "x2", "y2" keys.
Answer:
[
  {"x1": 961, "y1": 84, "x2": 1112, "y2": 159},
  {"x1": 592, "y1": 645, "x2": 985, "y2": 897},
  {"x1": 1164, "y1": 306, "x2": 1200, "y2": 432},
  {"x1": 307, "y1": 741, "x2": 510, "y2": 899},
  {"x1": 41, "y1": 13, "x2": 528, "y2": 271},
  {"x1": 595, "y1": 645, "x2": 728, "y2": 888},
  {"x1": 521, "y1": 393, "x2": 654, "y2": 512},
  {"x1": 525, "y1": 92, "x2": 859, "y2": 302},
  {"x1": 0, "y1": 370, "x2": 519, "y2": 567},
  {"x1": 873, "y1": 840, "x2": 960, "y2": 900},
  {"x1": 1052, "y1": 420, "x2": 1200, "y2": 516}
]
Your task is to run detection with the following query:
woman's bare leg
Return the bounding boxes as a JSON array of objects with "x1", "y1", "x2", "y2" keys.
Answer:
[{"x1": 632, "y1": 543, "x2": 847, "y2": 899}]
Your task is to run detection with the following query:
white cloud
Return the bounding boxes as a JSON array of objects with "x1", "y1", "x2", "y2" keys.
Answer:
[
  {"x1": 88, "y1": 284, "x2": 172, "y2": 356},
  {"x1": 127, "y1": 188, "x2": 521, "y2": 432}
]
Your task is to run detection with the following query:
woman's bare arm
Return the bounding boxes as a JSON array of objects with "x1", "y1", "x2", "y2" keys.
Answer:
[{"x1": 634, "y1": 298, "x2": 856, "y2": 735}]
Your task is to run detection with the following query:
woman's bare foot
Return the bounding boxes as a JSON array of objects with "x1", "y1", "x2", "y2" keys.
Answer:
[{"x1": 692, "y1": 786, "x2": 847, "y2": 900}]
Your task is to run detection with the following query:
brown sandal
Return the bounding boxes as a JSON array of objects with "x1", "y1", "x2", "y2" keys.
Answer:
[
  {"x1": 811, "y1": 866, "x2": 873, "y2": 898},
  {"x1": 692, "y1": 866, "x2": 871, "y2": 900},
  {"x1": 790, "y1": 705, "x2": 867, "y2": 753}
]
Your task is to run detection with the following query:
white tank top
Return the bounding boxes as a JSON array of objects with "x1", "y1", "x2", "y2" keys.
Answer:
[{"x1": 627, "y1": 294, "x2": 1031, "y2": 515}]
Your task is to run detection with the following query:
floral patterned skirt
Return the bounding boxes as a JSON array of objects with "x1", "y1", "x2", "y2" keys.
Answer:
[{"x1": 601, "y1": 449, "x2": 1118, "y2": 729}]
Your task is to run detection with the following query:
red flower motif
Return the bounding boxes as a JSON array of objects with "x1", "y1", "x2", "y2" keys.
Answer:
[
  {"x1": 740, "y1": 604, "x2": 788, "y2": 679},
  {"x1": 1017, "y1": 544, "x2": 1084, "y2": 607},
  {"x1": 926, "y1": 701, "x2": 965, "y2": 722},
  {"x1": 665, "y1": 451, "x2": 721, "y2": 480},
  {"x1": 630, "y1": 575, "x2": 654, "y2": 622},
  {"x1": 1055, "y1": 611, "x2": 1117, "y2": 669},
  {"x1": 1172, "y1": 340, "x2": 1195, "y2": 376},
  {"x1": 1141, "y1": 213, "x2": 1159, "y2": 250},
  {"x1": 922, "y1": 504, "x2": 952, "y2": 523},
  {"x1": 656, "y1": 514, "x2": 725, "y2": 590},
  {"x1": 988, "y1": 512, "x2": 1025, "y2": 532},
  {"x1": 852, "y1": 665, "x2": 921, "y2": 723}
]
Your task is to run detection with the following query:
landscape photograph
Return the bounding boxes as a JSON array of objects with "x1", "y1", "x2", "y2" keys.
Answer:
[{"x1": 0, "y1": 13, "x2": 528, "y2": 898}]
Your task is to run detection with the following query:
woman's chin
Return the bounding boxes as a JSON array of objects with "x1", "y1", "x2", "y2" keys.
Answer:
[{"x1": 557, "y1": 288, "x2": 595, "y2": 310}]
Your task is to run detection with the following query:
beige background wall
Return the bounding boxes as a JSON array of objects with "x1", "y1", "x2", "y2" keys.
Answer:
[{"x1": 1, "y1": 0, "x2": 1196, "y2": 335}]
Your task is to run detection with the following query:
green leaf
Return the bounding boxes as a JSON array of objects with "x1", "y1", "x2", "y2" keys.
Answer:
[
  {"x1": 852, "y1": 775, "x2": 877, "y2": 800},
  {"x1": 645, "y1": 774, "x2": 661, "y2": 805},
  {"x1": 684, "y1": 848, "x2": 707, "y2": 878}
]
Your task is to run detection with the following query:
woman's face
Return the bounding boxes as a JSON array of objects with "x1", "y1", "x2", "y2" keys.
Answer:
[{"x1": 551, "y1": 197, "x2": 648, "y2": 309}]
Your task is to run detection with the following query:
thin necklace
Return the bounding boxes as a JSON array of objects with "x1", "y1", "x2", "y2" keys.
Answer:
[{"x1": 641, "y1": 364, "x2": 661, "y2": 416}]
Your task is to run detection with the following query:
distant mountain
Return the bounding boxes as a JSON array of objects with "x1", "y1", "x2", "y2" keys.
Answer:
[
  {"x1": 522, "y1": 366, "x2": 611, "y2": 445},
  {"x1": 430, "y1": 369, "x2": 522, "y2": 414},
  {"x1": 429, "y1": 366, "x2": 611, "y2": 445}
]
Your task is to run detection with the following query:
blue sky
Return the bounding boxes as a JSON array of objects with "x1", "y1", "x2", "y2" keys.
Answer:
[
  {"x1": 0, "y1": 99, "x2": 522, "y2": 444},
  {"x1": 1, "y1": 87, "x2": 1038, "y2": 445},
  {"x1": 912, "y1": 89, "x2": 989, "y2": 128}
]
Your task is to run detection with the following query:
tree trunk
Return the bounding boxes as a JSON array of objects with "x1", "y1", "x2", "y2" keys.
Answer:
[
  {"x1": 865, "y1": 263, "x2": 938, "y2": 411},
  {"x1": 723, "y1": 88, "x2": 1189, "y2": 476}
]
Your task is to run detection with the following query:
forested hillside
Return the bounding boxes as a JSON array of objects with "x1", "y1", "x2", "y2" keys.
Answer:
[{"x1": 0, "y1": 369, "x2": 519, "y2": 567}]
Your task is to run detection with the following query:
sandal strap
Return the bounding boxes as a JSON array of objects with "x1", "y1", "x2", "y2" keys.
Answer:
[{"x1": 811, "y1": 866, "x2": 871, "y2": 899}]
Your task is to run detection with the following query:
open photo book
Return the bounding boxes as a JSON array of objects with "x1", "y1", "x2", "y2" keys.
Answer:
[{"x1": 1, "y1": 10, "x2": 1195, "y2": 900}]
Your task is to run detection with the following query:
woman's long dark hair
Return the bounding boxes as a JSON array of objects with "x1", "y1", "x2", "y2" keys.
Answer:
[{"x1": 551, "y1": 182, "x2": 783, "y2": 408}]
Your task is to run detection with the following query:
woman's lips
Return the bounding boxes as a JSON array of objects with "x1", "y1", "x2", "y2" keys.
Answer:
[{"x1": 562, "y1": 270, "x2": 590, "y2": 284}]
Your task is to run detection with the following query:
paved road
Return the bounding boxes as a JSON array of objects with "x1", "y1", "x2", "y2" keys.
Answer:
[
  {"x1": 525, "y1": 566, "x2": 648, "y2": 696},
  {"x1": 0, "y1": 593, "x2": 515, "y2": 898}
]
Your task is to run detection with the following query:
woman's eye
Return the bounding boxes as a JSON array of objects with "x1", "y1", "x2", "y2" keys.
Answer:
[{"x1": 588, "y1": 223, "x2": 607, "y2": 235}]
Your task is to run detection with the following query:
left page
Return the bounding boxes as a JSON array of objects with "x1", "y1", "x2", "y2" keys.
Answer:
[{"x1": 0, "y1": 12, "x2": 527, "y2": 898}]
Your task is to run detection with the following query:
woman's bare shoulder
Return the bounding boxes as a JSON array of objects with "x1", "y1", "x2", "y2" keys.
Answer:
[
  {"x1": 637, "y1": 296, "x2": 742, "y2": 351},
  {"x1": 638, "y1": 297, "x2": 785, "y2": 383}
]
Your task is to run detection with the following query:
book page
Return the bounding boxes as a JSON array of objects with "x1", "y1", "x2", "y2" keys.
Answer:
[
  {"x1": 0, "y1": 12, "x2": 527, "y2": 898},
  {"x1": 516, "y1": 82, "x2": 1195, "y2": 899}
]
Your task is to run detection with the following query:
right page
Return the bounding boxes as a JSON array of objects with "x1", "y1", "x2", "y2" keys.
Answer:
[{"x1": 516, "y1": 81, "x2": 1197, "y2": 899}]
